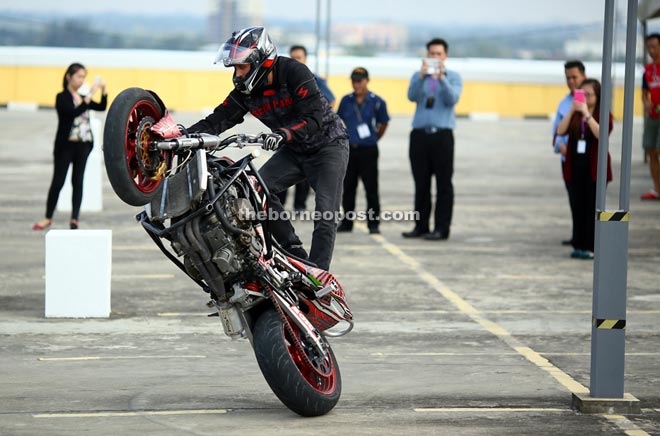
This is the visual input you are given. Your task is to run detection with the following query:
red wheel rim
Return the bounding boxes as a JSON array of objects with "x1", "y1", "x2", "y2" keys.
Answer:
[
  {"x1": 124, "y1": 100, "x2": 163, "y2": 194},
  {"x1": 285, "y1": 327, "x2": 336, "y2": 394}
]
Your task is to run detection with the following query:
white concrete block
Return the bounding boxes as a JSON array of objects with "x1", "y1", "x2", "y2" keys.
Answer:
[
  {"x1": 7, "y1": 101, "x2": 38, "y2": 112},
  {"x1": 57, "y1": 116, "x2": 104, "y2": 212},
  {"x1": 468, "y1": 112, "x2": 500, "y2": 121},
  {"x1": 45, "y1": 229, "x2": 112, "y2": 318}
]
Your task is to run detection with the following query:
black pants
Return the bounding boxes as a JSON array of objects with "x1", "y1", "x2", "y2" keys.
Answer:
[
  {"x1": 567, "y1": 157, "x2": 596, "y2": 252},
  {"x1": 340, "y1": 146, "x2": 380, "y2": 231},
  {"x1": 259, "y1": 140, "x2": 349, "y2": 270},
  {"x1": 45, "y1": 141, "x2": 93, "y2": 221},
  {"x1": 275, "y1": 180, "x2": 311, "y2": 210},
  {"x1": 409, "y1": 129, "x2": 454, "y2": 235},
  {"x1": 562, "y1": 160, "x2": 576, "y2": 245}
]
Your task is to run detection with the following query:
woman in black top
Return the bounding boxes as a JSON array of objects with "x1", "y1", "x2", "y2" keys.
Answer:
[
  {"x1": 33, "y1": 63, "x2": 107, "y2": 230},
  {"x1": 555, "y1": 78, "x2": 613, "y2": 259}
]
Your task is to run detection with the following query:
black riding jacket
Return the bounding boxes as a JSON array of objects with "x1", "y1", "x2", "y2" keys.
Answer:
[{"x1": 188, "y1": 56, "x2": 347, "y2": 153}]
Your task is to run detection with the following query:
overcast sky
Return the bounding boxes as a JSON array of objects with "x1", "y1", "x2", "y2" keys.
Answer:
[{"x1": 2, "y1": 0, "x2": 615, "y2": 26}]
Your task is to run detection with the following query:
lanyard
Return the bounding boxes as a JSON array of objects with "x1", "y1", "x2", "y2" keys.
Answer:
[
  {"x1": 580, "y1": 118, "x2": 586, "y2": 139},
  {"x1": 428, "y1": 77, "x2": 438, "y2": 94},
  {"x1": 353, "y1": 98, "x2": 365, "y2": 123}
]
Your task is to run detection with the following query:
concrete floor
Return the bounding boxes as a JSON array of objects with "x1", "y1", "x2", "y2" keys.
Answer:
[{"x1": 0, "y1": 108, "x2": 659, "y2": 435}]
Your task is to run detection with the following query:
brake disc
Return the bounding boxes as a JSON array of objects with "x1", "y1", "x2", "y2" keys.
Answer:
[{"x1": 136, "y1": 117, "x2": 166, "y2": 180}]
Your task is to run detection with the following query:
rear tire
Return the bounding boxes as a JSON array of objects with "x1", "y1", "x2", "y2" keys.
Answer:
[
  {"x1": 253, "y1": 308, "x2": 341, "y2": 416},
  {"x1": 103, "y1": 87, "x2": 165, "y2": 206}
]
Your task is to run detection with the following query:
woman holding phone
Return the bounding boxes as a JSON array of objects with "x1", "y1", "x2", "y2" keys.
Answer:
[
  {"x1": 555, "y1": 78, "x2": 612, "y2": 259},
  {"x1": 33, "y1": 63, "x2": 107, "y2": 231}
]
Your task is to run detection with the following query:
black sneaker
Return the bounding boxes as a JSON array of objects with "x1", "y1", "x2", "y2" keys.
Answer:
[
  {"x1": 401, "y1": 228, "x2": 426, "y2": 238},
  {"x1": 337, "y1": 222, "x2": 353, "y2": 232}
]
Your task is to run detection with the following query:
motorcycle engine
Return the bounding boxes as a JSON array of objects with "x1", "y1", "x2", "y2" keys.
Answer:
[{"x1": 176, "y1": 182, "x2": 263, "y2": 284}]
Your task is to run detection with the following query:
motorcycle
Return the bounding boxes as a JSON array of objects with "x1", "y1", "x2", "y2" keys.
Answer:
[{"x1": 102, "y1": 87, "x2": 353, "y2": 417}]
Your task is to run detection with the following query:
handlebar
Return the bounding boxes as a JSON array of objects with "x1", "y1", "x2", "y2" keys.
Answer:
[{"x1": 152, "y1": 133, "x2": 264, "y2": 152}]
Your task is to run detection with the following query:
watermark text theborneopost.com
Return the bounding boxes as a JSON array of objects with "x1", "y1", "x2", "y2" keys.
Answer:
[{"x1": 238, "y1": 209, "x2": 419, "y2": 222}]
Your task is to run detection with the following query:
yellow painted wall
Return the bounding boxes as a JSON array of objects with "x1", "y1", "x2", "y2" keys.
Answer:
[{"x1": 1, "y1": 65, "x2": 640, "y2": 118}]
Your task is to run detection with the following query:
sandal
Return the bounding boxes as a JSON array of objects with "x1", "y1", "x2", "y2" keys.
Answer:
[
  {"x1": 640, "y1": 189, "x2": 660, "y2": 200},
  {"x1": 32, "y1": 219, "x2": 52, "y2": 230},
  {"x1": 70, "y1": 219, "x2": 79, "y2": 230}
]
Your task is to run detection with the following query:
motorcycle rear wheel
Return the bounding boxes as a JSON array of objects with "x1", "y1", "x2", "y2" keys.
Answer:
[
  {"x1": 103, "y1": 87, "x2": 166, "y2": 206},
  {"x1": 253, "y1": 308, "x2": 341, "y2": 417}
]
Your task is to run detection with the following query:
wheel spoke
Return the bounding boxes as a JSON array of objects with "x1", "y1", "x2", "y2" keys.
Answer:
[{"x1": 285, "y1": 327, "x2": 336, "y2": 394}]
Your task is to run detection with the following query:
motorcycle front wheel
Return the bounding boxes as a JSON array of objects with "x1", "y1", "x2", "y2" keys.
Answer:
[
  {"x1": 103, "y1": 87, "x2": 166, "y2": 206},
  {"x1": 253, "y1": 308, "x2": 341, "y2": 417}
]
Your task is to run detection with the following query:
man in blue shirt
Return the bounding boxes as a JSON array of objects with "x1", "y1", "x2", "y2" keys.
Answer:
[
  {"x1": 552, "y1": 60, "x2": 586, "y2": 246},
  {"x1": 402, "y1": 38, "x2": 462, "y2": 240},
  {"x1": 276, "y1": 45, "x2": 336, "y2": 212},
  {"x1": 336, "y1": 67, "x2": 390, "y2": 234}
]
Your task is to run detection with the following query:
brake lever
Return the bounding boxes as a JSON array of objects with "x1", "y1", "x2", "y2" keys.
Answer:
[{"x1": 235, "y1": 134, "x2": 263, "y2": 149}]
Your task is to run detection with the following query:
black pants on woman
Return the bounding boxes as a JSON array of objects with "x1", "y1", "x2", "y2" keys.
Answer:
[
  {"x1": 567, "y1": 156, "x2": 596, "y2": 252},
  {"x1": 409, "y1": 129, "x2": 454, "y2": 236},
  {"x1": 45, "y1": 141, "x2": 93, "y2": 221}
]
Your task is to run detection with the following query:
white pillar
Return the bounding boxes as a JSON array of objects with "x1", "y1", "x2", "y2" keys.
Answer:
[
  {"x1": 56, "y1": 115, "x2": 104, "y2": 213},
  {"x1": 45, "y1": 229, "x2": 112, "y2": 318}
]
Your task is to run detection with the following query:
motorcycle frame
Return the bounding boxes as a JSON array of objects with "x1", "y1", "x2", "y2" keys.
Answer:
[{"x1": 136, "y1": 144, "x2": 330, "y2": 357}]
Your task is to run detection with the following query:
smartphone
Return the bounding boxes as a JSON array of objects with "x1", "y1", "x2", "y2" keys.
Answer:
[
  {"x1": 426, "y1": 58, "x2": 440, "y2": 75},
  {"x1": 574, "y1": 89, "x2": 585, "y2": 103}
]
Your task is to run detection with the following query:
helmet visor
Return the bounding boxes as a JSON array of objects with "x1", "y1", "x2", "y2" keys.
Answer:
[{"x1": 215, "y1": 42, "x2": 258, "y2": 67}]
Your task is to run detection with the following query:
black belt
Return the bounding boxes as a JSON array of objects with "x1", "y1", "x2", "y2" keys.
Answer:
[{"x1": 413, "y1": 127, "x2": 450, "y2": 134}]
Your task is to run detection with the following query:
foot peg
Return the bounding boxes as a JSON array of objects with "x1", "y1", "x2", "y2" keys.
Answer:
[{"x1": 315, "y1": 284, "x2": 334, "y2": 299}]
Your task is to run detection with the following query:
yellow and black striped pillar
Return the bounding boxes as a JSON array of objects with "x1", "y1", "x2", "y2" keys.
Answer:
[{"x1": 590, "y1": 209, "x2": 630, "y2": 398}]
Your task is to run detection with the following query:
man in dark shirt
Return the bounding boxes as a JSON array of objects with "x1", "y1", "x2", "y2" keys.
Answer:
[
  {"x1": 276, "y1": 44, "x2": 337, "y2": 212},
  {"x1": 336, "y1": 67, "x2": 389, "y2": 234},
  {"x1": 188, "y1": 27, "x2": 349, "y2": 270}
]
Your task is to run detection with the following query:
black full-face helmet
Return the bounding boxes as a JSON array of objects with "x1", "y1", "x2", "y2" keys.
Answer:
[{"x1": 215, "y1": 26, "x2": 277, "y2": 94}]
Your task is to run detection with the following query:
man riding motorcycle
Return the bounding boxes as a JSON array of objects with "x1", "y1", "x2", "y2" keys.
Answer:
[{"x1": 187, "y1": 26, "x2": 348, "y2": 270}]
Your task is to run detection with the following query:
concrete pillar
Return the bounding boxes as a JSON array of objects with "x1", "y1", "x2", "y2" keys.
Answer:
[{"x1": 45, "y1": 229, "x2": 112, "y2": 318}]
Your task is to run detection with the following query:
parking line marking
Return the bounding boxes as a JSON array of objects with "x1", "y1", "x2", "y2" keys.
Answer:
[
  {"x1": 372, "y1": 352, "x2": 660, "y2": 357},
  {"x1": 538, "y1": 352, "x2": 660, "y2": 356},
  {"x1": 38, "y1": 355, "x2": 206, "y2": 361},
  {"x1": 368, "y1": 227, "x2": 590, "y2": 395},
  {"x1": 414, "y1": 407, "x2": 568, "y2": 413},
  {"x1": 33, "y1": 409, "x2": 228, "y2": 418},
  {"x1": 604, "y1": 414, "x2": 652, "y2": 436}
]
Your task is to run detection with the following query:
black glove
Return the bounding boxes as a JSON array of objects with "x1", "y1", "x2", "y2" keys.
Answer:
[{"x1": 261, "y1": 131, "x2": 285, "y2": 151}]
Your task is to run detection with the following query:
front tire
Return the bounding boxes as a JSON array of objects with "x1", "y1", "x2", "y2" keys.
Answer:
[
  {"x1": 253, "y1": 308, "x2": 341, "y2": 416},
  {"x1": 103, "y1": 87, "x2": 165, "y2": 206}
]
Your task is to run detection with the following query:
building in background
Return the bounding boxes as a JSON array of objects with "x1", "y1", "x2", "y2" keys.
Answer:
[
  {"x1": 207, "y1": 0, "x2": 264, "y2": 43},
  {"x1": 331, "y1": 23, "x2": 409, "y2": 54}
]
